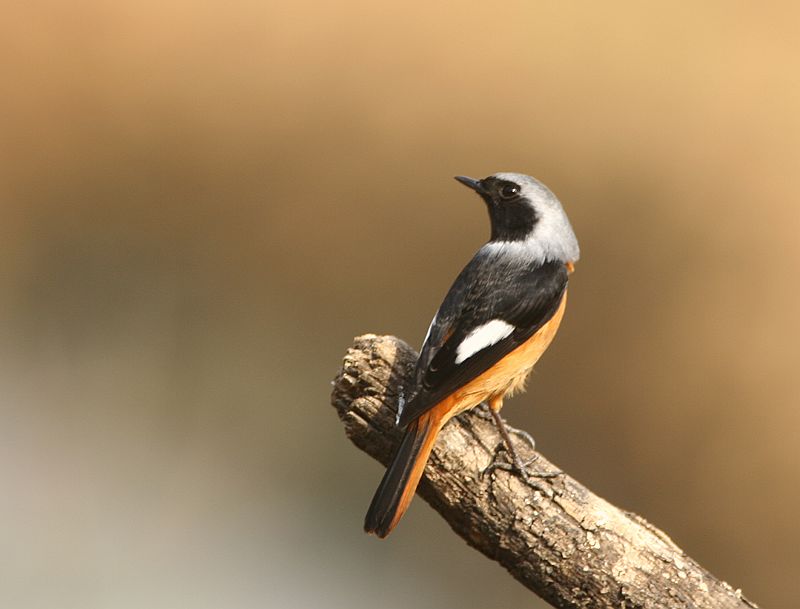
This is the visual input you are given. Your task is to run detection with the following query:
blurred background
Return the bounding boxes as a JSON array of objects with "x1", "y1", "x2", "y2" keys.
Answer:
[{"x1": 1, "y1": 2, "x2": 798, "y2": 608}]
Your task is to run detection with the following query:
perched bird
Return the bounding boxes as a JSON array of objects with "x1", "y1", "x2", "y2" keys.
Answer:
[{"x1": 364, "y1": 172, "x2": 580, "y2": 538}]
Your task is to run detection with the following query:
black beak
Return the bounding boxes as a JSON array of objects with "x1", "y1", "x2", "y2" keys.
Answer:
[{"x1": 454, "y1": 175, "x2": 487, "y2": 194}]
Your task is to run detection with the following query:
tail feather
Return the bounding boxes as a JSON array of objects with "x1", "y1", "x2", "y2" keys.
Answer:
[{"x1": 364, "y1": 411, "x2": 444, "y2": 537}]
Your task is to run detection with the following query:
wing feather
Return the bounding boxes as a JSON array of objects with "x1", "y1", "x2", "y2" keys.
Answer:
[{"x1": 397, "y1": 252, "x2": 567, "y2": 427}]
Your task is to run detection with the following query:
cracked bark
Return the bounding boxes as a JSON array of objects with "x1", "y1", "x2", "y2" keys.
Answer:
[{"x1": 331, "y1": 334, "x2": 758, "y2": 609}]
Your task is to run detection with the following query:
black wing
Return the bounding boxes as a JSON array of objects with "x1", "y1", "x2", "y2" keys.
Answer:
[{"x1": 397, "y1": 253, "x2": 568, "y2": 428}]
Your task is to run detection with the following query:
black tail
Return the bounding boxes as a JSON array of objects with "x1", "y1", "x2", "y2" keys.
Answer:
[{"x1": 364, "y1": 414, "x2": 441, "y2": 538}]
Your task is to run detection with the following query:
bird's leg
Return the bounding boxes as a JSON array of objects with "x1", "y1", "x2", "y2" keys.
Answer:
[
  {"x1": 508, "y1": 426, "x2": 537, "y2": 452},
  {"x1": 471, "y1": 402, "x2": 536, "y2": 449},
  {"x1": 486, "y1": 408, "x2": 537, "y2": 481},
  {"x1": 482, "y1": 400, "x2": 562, "y2": 492}
]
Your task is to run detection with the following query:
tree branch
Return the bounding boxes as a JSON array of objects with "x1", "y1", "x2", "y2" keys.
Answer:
[{"x1": 331, "y1": 334, "x2": 758, "y2": 609}]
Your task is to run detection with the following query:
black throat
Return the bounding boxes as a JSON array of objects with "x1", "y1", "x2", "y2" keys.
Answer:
[{"x1": 483, "y1": 196, "x2": 538, "y2": 242}]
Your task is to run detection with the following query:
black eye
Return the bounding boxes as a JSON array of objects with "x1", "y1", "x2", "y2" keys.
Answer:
[{"x1": 499, "y1": 184, "x2": 520, "y2": 199}]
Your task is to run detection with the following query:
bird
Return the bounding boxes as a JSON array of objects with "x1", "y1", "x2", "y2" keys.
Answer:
[{"x1": 363, "y1": 172, "x2": 580, "y2": 538}]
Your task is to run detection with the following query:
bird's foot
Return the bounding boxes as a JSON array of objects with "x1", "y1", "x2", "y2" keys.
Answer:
[
  {"x1": 471, "y1": 404, "x2": 535, "y2": 453},
  {"x1": 481, "y1": 408, "x2": 562, "y2": 495},
  {"x1": 482, "y1": 449, "x2": 562, "y2": 495},
  {"x1": 508, "y1": 427, "x2": 537, "y2": 452},
  {"x1": 472, "y1": 401, "x2": 494, "y2": 421}
]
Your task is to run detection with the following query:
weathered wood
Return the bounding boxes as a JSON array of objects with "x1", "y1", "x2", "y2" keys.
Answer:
[{"x1": 331, "y1": 334, "x2": 758, "y2": 609}]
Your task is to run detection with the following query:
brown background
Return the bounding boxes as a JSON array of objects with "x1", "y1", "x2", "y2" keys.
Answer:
[{"x1": 2, "y1": 2, "x2": 798, "y2": 608}]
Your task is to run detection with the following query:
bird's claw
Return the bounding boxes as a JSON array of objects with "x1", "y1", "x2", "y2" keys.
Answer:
[{"x1": 482, "y1": 448, "x2": 562, "y2": 496}]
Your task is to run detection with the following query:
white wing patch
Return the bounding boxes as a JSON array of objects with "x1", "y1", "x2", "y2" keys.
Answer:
[{"x1": 455, "y1": 319, "x2": 515, "y2": 364}]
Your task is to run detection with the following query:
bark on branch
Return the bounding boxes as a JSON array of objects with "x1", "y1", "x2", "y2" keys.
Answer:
[{"x1": 331, "y1": 334, "x2": 758, "y2": 609}]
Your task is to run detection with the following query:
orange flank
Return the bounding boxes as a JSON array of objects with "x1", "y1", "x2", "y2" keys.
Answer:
[{"x1": 442, "y1": 290, "x2": 567, "y2": 419}]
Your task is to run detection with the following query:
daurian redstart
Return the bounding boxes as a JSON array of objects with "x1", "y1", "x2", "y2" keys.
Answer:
[{"x1": 364, "y1": 172, "x2": 579, "y2": 538}]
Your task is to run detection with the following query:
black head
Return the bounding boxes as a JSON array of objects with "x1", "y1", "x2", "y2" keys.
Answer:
[
  {"x1": 455, "y1": 174, "x2": 538, "y2": 242},
  {"x1": 454, "y1": 173, "x2": 580, "y2": 262}
]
